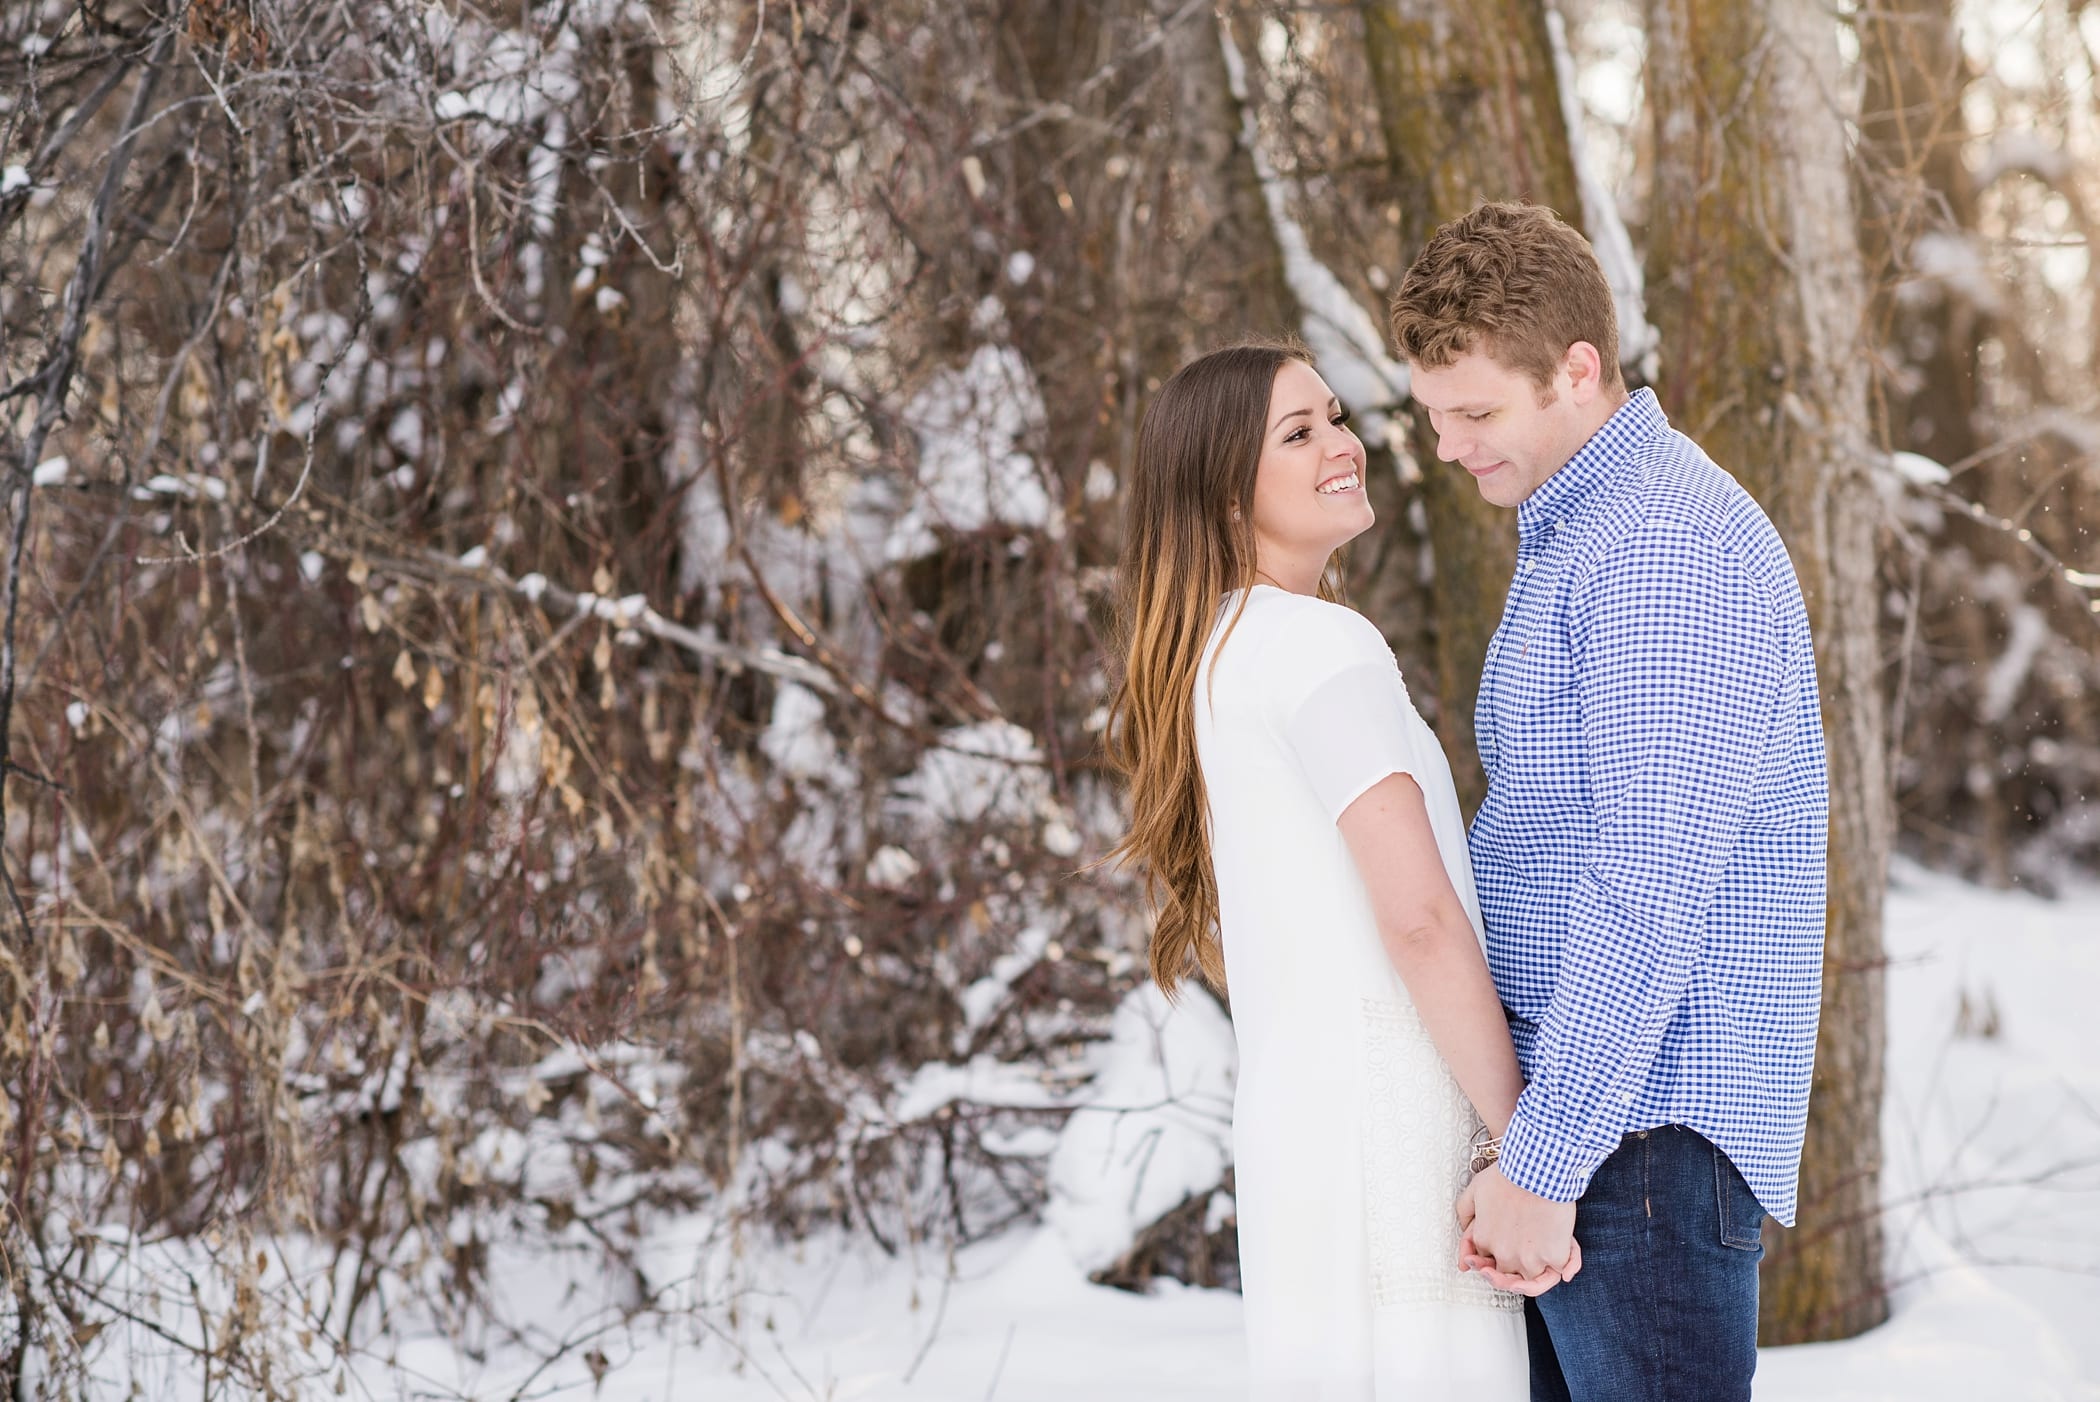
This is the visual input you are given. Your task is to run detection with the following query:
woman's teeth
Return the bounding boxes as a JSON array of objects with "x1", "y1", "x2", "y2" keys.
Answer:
[{"x1": 1317, "y1": 473, "x2": 1360, "y2": 495}]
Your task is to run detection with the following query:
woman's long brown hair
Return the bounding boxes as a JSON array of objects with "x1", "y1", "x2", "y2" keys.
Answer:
[{"x1": 1105, "y1": 340, "x2": 1342, "y2": 996}]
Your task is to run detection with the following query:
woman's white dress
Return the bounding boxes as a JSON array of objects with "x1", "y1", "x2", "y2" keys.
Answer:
[{"x1": 1195, "y1": 586, "x2": 1526, "y2": 1399}]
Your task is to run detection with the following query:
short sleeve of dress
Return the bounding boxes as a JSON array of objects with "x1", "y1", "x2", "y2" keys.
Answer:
[{"x1": 1285, "y1": 661, "x2": 1422, "y2": 823}]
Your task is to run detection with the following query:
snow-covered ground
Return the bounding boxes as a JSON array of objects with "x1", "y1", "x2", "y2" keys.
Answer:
[{"x1": 81, "y1": 866, "x2": 2100, "y2": 1399}]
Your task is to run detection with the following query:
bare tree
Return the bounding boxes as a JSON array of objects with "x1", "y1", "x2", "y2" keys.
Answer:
[
  {"x1": 1643, "y1": 0, "x2": 1893, "y2": 1344},
  {"x1": 1357, "y1": 0, "x2": 1583, "y2": 810}
]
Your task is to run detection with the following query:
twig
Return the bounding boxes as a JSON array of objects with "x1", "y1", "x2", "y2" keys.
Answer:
[
  {"x1": 983, "y1": 1322, "x2": 1017, "y2": 1400},
  {"x1": 0, "y1": 31, "x2": 176, "y2": 956},
  {"x1": 898, "y1": 1238, "x2": 954, "y2": 1385}
]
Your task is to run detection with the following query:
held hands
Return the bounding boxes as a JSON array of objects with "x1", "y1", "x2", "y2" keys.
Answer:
[{"x1": 1456, "y1": 1165, "x2": 1581, "y2": 1297}]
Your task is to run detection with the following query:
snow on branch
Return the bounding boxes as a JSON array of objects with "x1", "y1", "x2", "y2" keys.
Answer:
[
  {"x1": 1974, "y1": 131, "x2": 2074, "y2": 189},
  {"x1": 1219, "y1": 25, "x2": 1411, "y2": 452},
  {"x1": 1045, "y1": 982, "x2": 1236, "y2": 1276},
  {"x1": 368, "y1": 544, "x2": 842, "y2": 696},
  {"x1": 1547, "y1": 5, "x2": 1656, "y2": 376}
]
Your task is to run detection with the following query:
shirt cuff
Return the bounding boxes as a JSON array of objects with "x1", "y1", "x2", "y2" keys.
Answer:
[{"x1": 1496, "y1": 1088, "x2": 1605, "y2": 1204}]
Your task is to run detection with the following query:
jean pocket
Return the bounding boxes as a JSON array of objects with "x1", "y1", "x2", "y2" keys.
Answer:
[{"x1": 1713, "y1": 1146, "x2": 1766, "y2": 1251}]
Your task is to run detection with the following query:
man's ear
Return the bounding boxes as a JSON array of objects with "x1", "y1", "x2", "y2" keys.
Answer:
[{"x1": 1563, "y1": 341, "x2": 1606, "y2": 403}]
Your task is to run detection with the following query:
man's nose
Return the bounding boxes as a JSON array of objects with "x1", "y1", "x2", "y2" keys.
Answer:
[{"x1": 1435, "y1": 426, "x2": 1466, "y2": 462}]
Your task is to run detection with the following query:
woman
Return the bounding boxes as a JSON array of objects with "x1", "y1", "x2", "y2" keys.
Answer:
[{"x1": 1107, "y1": 342, "x2": 1549, "y2": 1396}]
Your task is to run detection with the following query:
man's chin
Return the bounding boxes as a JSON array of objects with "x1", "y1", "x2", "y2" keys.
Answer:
[{"x1": 1473, "y1": 479, "x2": 1521, "y2": 509}]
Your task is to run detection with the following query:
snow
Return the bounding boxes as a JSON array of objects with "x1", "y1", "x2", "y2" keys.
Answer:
[
  {"x1": 892, "y1": 343, "x2": 1058, "y2": 562},
  {"x1": 132, "y1": 473, "x2": 228, "y2": 502},
  {"x1": 31, "y1": 455, "x2": 67, "y2": 485},
  {"x1": 1045, "y1": 982, "x2": 1236, "y2": 1276},
  {"x1": 1974, "y1": 579, "x2": 2051, "y2": 724},
  {"x1": 891, "y1": 1054, "x2": 1073, "y2": 1124},
  {"x1": 386, "y1": 405, "x2": 424, "y2": 461},
  {"x1": 1889, "y1": 450, "x2": 1952, "y2": 486},
  {"x1": 1974, "y1": 131, "x2": 2073, "y2": 188},
  {"x1": 47, "y1": 872, "x2": 2100, "y2": 1399},
  {"x1": 604, "y1": 874, "x2": 2100, "y2": 1397},
  {"x1": 1219, "y1": 27, "x2": 1411, "y2": 451},
  {"x1": 1910, "y1": 231, "x2": 2008, "y2": 314},
  {"x1": 759, "y1": 680, "x2": 845, "y2": 783},
  {"x1": 1085, "y1": 459, "x2": 1118, "y2": 503},
  {"x1": 1967, "y1": 561, "x2": 2051, "y2": 725},
  {"x1": 1, "y1": 164, "x2": 29, "y2": 195},
  {"x1": 958, "y1": 925, "x2": 1054, "y2": 1034},
  {"x1": 893, "y1": 720, "x2": 1051, "y2": 828},
  {"x1": 867, "y1": 844, "x2": 923, "y2": 888}
]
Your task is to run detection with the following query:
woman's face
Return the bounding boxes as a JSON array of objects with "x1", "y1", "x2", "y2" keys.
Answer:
[{"x1": 1248, "y1": 360, "x2": 1371, "y2": 583}]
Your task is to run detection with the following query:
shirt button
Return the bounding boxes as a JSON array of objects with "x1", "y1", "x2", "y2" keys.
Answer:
[{"x1": 1523, "y1": 560, "x2": 1536, "y2": 572}]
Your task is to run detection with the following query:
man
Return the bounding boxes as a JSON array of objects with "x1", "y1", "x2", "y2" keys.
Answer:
[{"x1": 1387, "y1": 201, "x2": 1828, "y2": 1401}]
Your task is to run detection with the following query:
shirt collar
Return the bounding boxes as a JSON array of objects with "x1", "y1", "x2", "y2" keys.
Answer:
[{"x1": 1515, "y1": 387, "x2": 1666, "y2": 545}]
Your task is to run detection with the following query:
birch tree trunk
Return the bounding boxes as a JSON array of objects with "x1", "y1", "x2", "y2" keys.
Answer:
[
  {"x1": 1643, "y1": 0, "x2": 1893, "y2": 1344},
  {"x1": 1356, "y1": 0, "x2": 1581, "y2": 812}
]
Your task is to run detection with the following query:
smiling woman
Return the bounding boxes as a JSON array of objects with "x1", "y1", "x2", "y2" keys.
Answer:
[{"x1": 1106, "y1": 343, "x2": 1534, "y2": 1396}]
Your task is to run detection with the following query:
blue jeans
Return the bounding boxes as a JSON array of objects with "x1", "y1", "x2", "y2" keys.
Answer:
[{"x1": 1526, "y1": 1124, "x2": 1765, "y2": 1402}]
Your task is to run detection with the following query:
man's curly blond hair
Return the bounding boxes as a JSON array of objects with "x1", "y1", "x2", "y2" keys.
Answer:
[{"x1": 1389, "y1": 201, "x2": 1622, "y2": 397}]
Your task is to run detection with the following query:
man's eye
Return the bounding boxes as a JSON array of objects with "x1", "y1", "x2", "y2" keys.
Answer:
[{"x1": 1469, "y1": 411, "x2": 1493, "y2": 423}]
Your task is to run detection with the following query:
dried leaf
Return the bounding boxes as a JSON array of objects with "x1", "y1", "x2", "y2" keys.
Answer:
[
  {"x1": 140, "y1": 990, "x2": 173, "y2": 1043},
  {"x1": 52, "y1": 926, "x2": 83, "y2": 988}
]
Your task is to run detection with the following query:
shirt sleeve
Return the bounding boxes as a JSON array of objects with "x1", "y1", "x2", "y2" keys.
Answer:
[
  {"x1": 1496, "y1": 523, "x2": 1791, "y2": 1203},
  {"x1": 1284, "y1": 662, "x2": 1422, "y2": 823}
]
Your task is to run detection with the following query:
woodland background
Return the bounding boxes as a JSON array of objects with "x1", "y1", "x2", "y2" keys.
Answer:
[{"x1": 1, "y1": 0, "x2": 2096, "y2": 1394}]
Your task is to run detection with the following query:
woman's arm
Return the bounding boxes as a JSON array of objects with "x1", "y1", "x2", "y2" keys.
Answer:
[{"x1": 1337, "y1": 772, "x2": 1522, "y2": 1136}]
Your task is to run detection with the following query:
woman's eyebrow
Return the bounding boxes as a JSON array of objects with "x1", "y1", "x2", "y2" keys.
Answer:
[{"x1": 1269, "y1": 398, "x2": 1339, "y2": 431}]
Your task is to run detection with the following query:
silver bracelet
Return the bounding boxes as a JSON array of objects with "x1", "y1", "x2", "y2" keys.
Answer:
[{"x1": 1469, "y1": 1127, "x2": 1502, "y2": 1176}]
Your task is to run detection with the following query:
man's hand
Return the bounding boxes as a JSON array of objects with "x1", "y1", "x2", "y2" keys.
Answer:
[{"x1": 1456, "y1": 1165, "x2": 1580, "y2": 1296}]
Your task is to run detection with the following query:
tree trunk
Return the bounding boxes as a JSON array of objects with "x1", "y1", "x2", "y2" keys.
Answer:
[
  {"x1": 1858, "y1": 0, "x2": 1981, "y2": 476},
  {"x1": 1643, "y1": 0, "x2": 1893, "y2": 1344},
  {"x1": 1356, "y1": 0, "x2": 1582, "y2": 813}
]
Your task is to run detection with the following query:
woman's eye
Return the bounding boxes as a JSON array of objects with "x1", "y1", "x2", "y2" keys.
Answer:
[
  {"x1": 1285, "y1": 427, "x2": 1309, "y2": 443},
  {"x1": 1332, "y1": 408, "x2": 1352, "y2": 426}
]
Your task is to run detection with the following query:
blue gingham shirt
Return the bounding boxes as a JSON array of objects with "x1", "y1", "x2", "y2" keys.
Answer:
[{"x1": 1470, "y1": 389, "x2": 1826, "y2": 1225}]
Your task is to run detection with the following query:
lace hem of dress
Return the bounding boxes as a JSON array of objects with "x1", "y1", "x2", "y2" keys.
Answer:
[{"x1": 1360, "y1": 995, "x2": 1524, "y2": 1315}]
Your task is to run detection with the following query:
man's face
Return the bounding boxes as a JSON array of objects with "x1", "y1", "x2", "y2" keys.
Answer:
[{"x1": 1409, "y1": 349, "x2": 1594, "y2": 509}]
